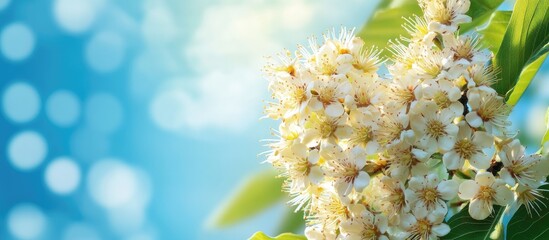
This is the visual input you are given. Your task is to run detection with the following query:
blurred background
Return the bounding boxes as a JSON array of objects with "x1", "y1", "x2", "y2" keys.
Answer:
[{"x1": 0, "y1": 0, "x2": 546, "y2": 239}]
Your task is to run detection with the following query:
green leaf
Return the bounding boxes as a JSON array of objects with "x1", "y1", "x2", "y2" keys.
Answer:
[
  {"x1": 442, "y1": 205, "x2": 504, "y2": 240},
  {"x1": 208, "y1": 170, "x2": 285, "y2": 227},
  {"x1": 478, "y1": 11, "x2": 512, "y2": 54},
  {"x1": 507, "y1": 184, "x2": 549, "y2": 239},
  {"x1": 541, "y1": 107, "x2": 549, "y2": 148},
  {"x1": 358, "y1": 0, "x2": 504, "y2": 58},
  {"x1": 249, "y1": 232, "x2": 307, "y2": 240},
  {"x1": 460, "y1": 0, "x2": 505, "y2": 33},
  {"x1": 506, "y1": 52, "x2": 549, "y2": 105},
  {"x1": 277, "y1": 208, "x2": 306, "y2": 234},
  {"x1": 493, "y1": 0, "x2": 549, "y2": 98},
  {"x1": 357, "y1": 0, "x2": 422, "y2": 57}
]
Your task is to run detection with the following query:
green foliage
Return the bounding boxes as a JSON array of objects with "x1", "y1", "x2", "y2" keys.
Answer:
[
  {"x1": 249, "y1": 232, "x2": 307, "y2": 240},
  {"x1": 209, "y1": 170, "x2": 285, "y2": 227},
  {"x1": 460, "y1": 0, "x2": 505, "y2": 32},
  {"x1": 277, "y1": 208, "x2": 306, "y2": 234},
  {"x1": 493, "y1": 0, "x2": 549, "y2": 102},
  {"x1": 442, "y1": 205, "x2": 503, "y2": 240},
  {"x1": 507, "y1": 184, "x2": 549, "y2": 239},
  {"x1": 543, "y1": 107, "x2": 549, "y2": 146},
  {"x1": 357, "y1": 0, "x2": 421, "y2": 57},
  {"x1": 507, "y1": 53, "x2": 548, "y2": 105},
  {"x1": 478, "y1": 11, "x2": 512, "y2": 53},
  {"x1": 358, "y1": 0, "x2": 504, "y2": 58}
]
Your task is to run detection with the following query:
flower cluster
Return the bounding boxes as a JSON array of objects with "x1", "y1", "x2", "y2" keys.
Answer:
[{"x1": 263, "y1": 0, "x2": 549, "y2": 239}]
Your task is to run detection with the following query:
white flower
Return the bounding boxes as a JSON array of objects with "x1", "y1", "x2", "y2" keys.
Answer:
[
  {"x1": 347, "y1": 109, "x2": 381, "y2": 154},
  {"x1": 281, "y1": 143, "x2": 324, "y2": 192},
  {"x1": 397, "y1": 210, "x2": 450, "y2": 240},
  {"x1": 376, "y1": 113, "x2": 415, "y2": 148},
  {"x1": 515, "y1": 184, "x2": 548, "y2": 216},
  {"x1": 305, "y1": 225, "x2": 337, "y2": 240},
  {"x1": 443, "y1": 121, "x2": 494, "y2": 170},
  {"x1": 419, "y1": 0, "x2": 471, "y2": 34},
  {"x1": 345, "y1": 79, "x2": 382, "y2": 113},
  {"x1": 299, "y1": 29, "x2": 357, "y2": 77},
  {"x1": 442, "y1": 34, "x2": 491, "y2": 66},
  {"x1": 339, "y1": 204, "x2": 389, "y2": 240},
  {"x1": 309, "y1": 77, "x2": 352, "y2": 117},
  {"x1": 302, "y1": 112, "x2": 352, "y2": 147},
  {"x1": 498, "y1": 139, "x2": 549, "y2": 188},
  {"x1": 377, "y1": 176, "x2": 409, "y2": 224},
  {"x1": 466, "y1": 64, "x2": 499, "y2": 89},
  {"x1": 383, "y1": 143, "x2": 430, "y2": 180},
  {"x1": 402, "y1": 15, "x2": 437, "y2": 44},
  {"x1": 422, "y1": 79, "x2": 464, "y2": 116},
  {"x1": 413, "y1": 48, "x2": 448, "y2": 80},
  {"x1": 465, "y1": 88, "x2": 512, "y2": 136},
  {"x1": 405, "y1": 174, "x2": 458, "y2": 216},
  {"x1": 386, "y1": 75, "x2": 423, "y2": 112},
  {"x1": 324, "y1": 146, "x2": 370, "y2": 196},
  {"x1": 458, "y1": 172, "x2": 514, "y2": 220},
  {"x1": 411, "y1": 101, "x2": 459, "y2": 152}
]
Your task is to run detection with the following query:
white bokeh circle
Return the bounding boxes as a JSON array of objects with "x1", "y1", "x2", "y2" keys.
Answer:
[
  {"x1": 85, "y1": 93, "x2": 123, "y2": 134},
  {"x1": 53, "y1": 0, "x2": 104, "y2": 33},
  {"x1": 85, "y1": 31, "x2": 126, "y2": 73},
  {"x1": 0, "y1": 22, "x2": 35, "y2": 61},
  {"x1": 2, "y1": 82, "x2": 41, "y2": 123},
  {"x1": 87, "y1": 159, "x2": 139, "y2": 209},
  {"x1": 46, "y1": 90, "x2": 80, "y2": 127},
  {"x1": 7, "y1": 203, "x2": 47, "y2": 240},
  {"x1": 8, "y1": 131, "x2": 47, "y2": 171},
  {"x1": 44, "y1": 157, "x2": 81, "y2": 195}
]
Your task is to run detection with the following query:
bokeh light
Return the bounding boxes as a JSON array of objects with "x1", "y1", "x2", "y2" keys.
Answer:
[
  {"x1": 46, "y1": 90, "x2": 81, "y2": 127},
  {"x1": 0, "y1": 22, "x2": 35, "y2": 61},
  {"x1": 85, "y1": 31, "x2": 126, "y2": 73},
  {"x1": 7, "y1": 131, "x2": 47, "y2": 171},
  {"x1": 44, "y1": 157, "x2": 81, "y2": 195},
  {"x1": 2, "y1": 82, "x2": 40, "y2": 123},
  {"x1": 7, "y1": 203, "x2": 47, "y2": 240},
  {"x1": 0, "y1": 0, "x2": 546, "y2": 239},
  {"x1": 53, "y1": 0, "x2": 104, "y2": 33}
]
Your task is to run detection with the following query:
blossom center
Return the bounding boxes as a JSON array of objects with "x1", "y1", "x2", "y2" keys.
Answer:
[
  {"x1": 351, "y1": 126, "x2": 374, "y2": 146},
  {"x1": 412, "y1": 218, "x2": 432, "y2": 239},
  {"x1": 319, "y1": 119, "x2": 337, "y2": 139},
  {"x1": 427, "y1": 119, "x2": 446, "y2": 138},
  {"x1": 422, "y1": 188, "x2": 439, "y2": 203},
  {"x1": 455, "y1": 139, "x2": 475, "y2": 159},
  {"x1": 318, "y1": 87, "x2": 336, "y2": 105},
  {"x1": 433, "y1": 91, "x2": 451, "y2": 109},
  {"x1": 476, "y1": 185, "x2": 495, "y2": 201},
  {"x1": 362, "y1": 225, "x2": 380, "y2": 239},
  {"x1": 355, "y1": 91, "x2": 372, "y2": 108}
]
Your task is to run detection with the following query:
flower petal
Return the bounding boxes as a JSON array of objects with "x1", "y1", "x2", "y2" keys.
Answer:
[
  {"x1": 458, "y1": 180, "x2": 479, "y2": 200},
  {"x1": 468, "y1": 152, "x2": 491, "y2": 170},
  {"x1": 465, "y1": 112, "x2": 483, "y2": 127},
  {"x1": 469, "y1": 198, "x2": 492, "y2": 220},
  {"x1": 432, "y1": 223, "x2": 451, "y2": 237},
  {"x1": 354, "y1": 171, "x2": 370, "y2": 191},
  {"x1": 326, "y1": 103, "x2": 344, "y2": 117},
  {"x1": 443, "y1": 150, "x2": 462, "y2": 170},
  {"x1": 438, "y1": 179, "x2": 458, "y2": 200},
  {"x1": 493, "y1": 182, "x2": 514, "y2": 206},
  {"x1": 475, "y1": 172, "x2": 495, "y2": 186}
]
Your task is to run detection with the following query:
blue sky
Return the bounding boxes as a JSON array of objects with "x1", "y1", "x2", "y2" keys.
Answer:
[{"x1": 0, "y1": 0, "x2": 546, "y2": 239}]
